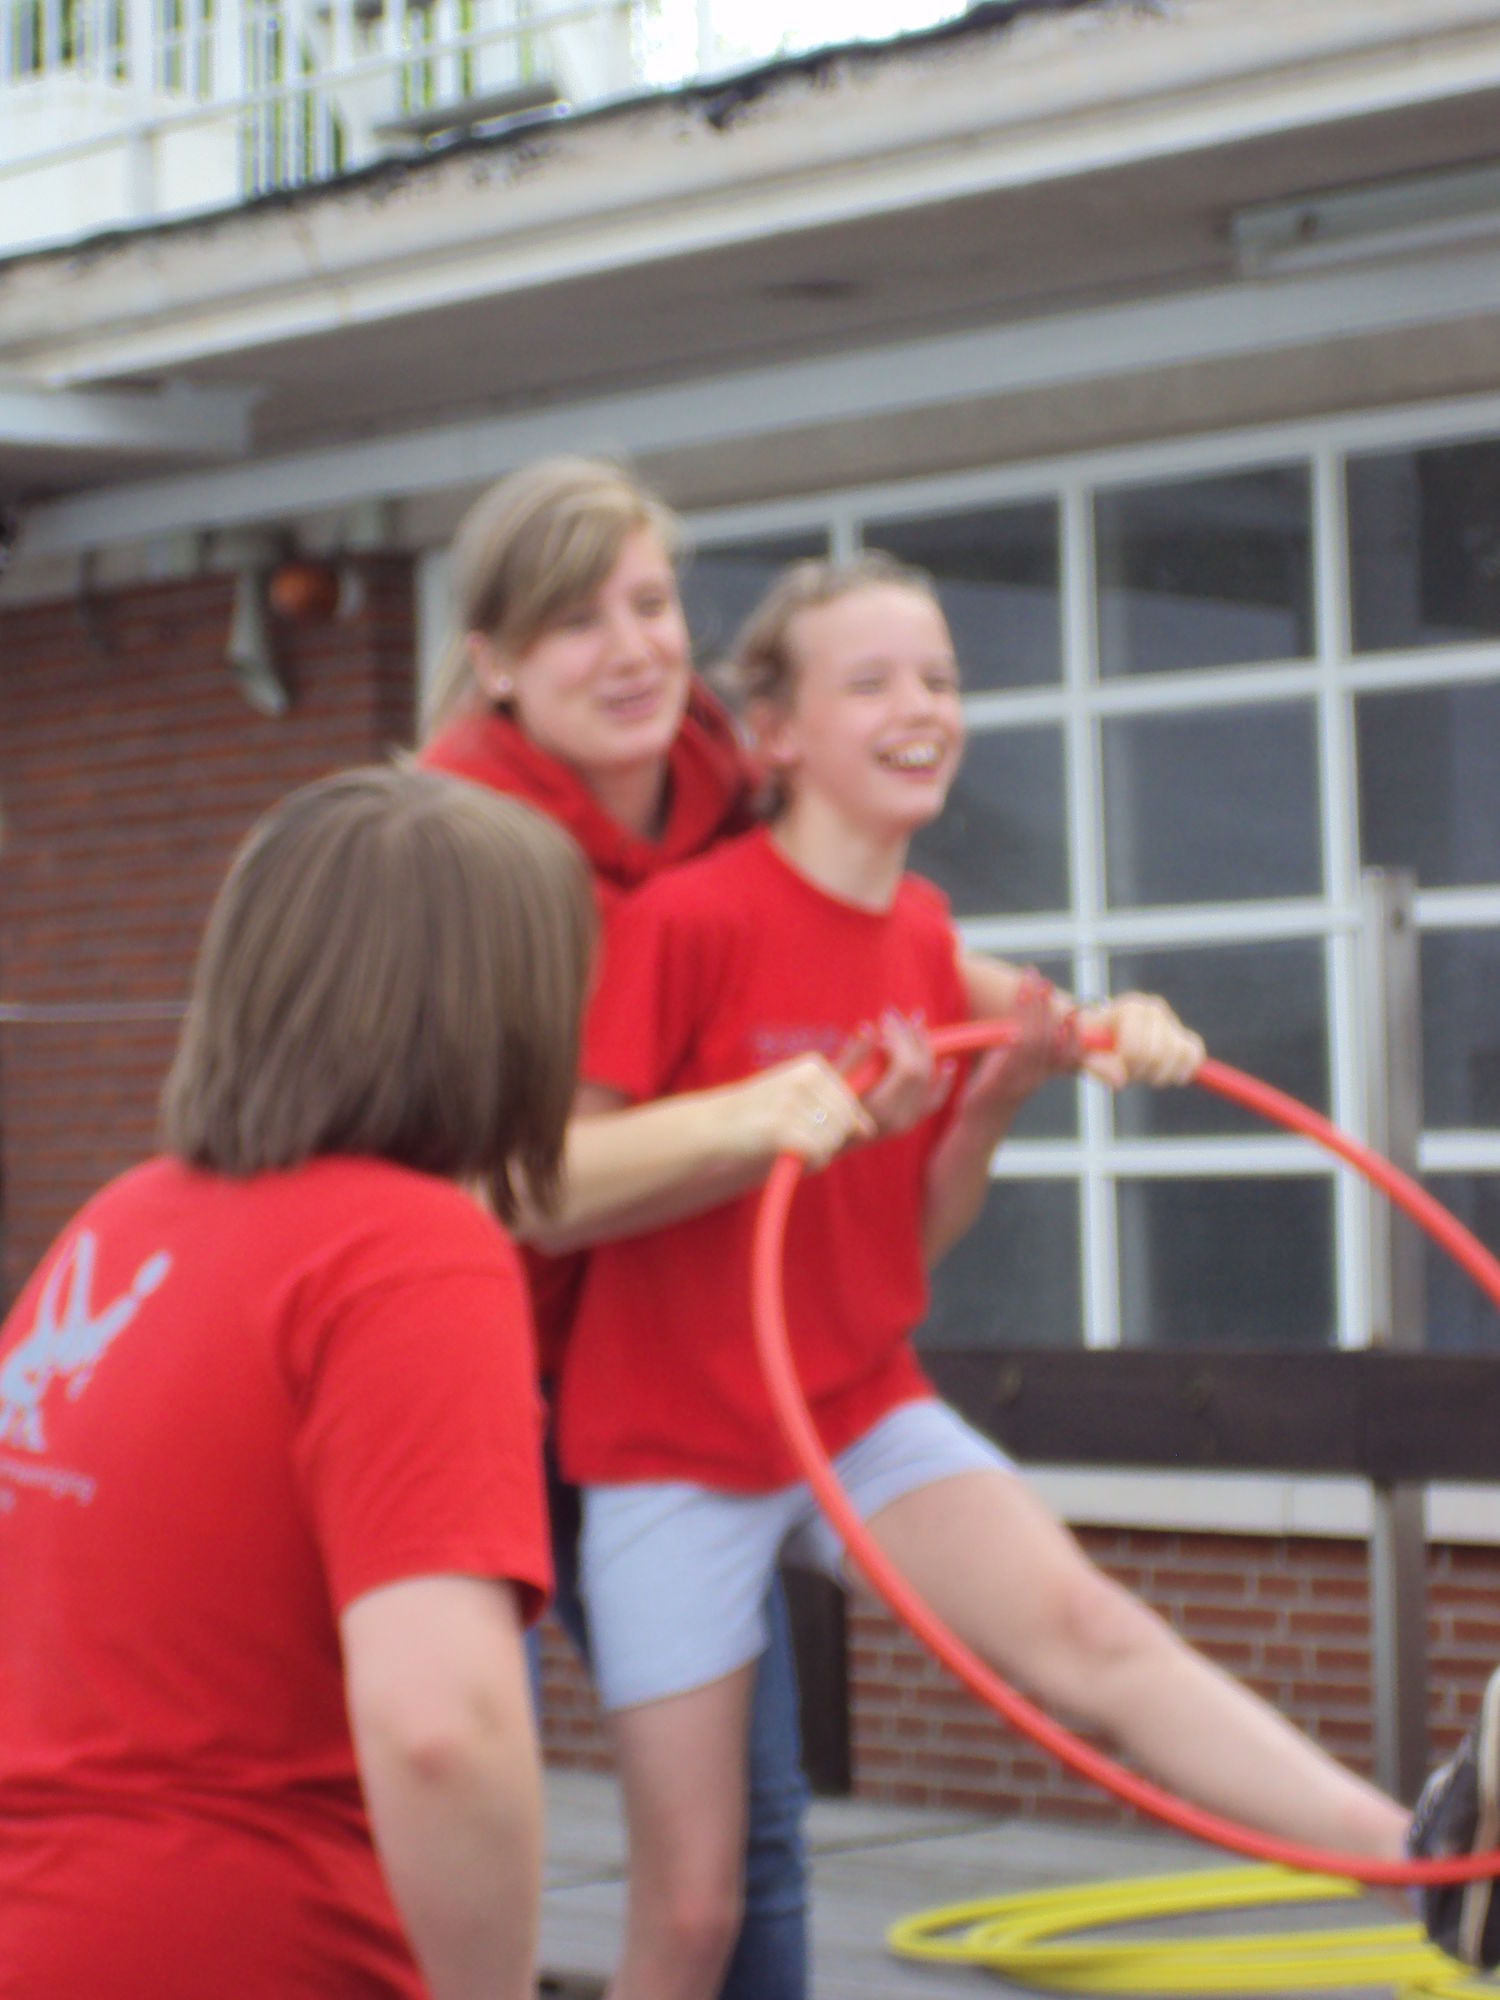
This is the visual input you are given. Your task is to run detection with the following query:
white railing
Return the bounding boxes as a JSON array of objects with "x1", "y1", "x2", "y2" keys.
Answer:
[
  {"x1": 0, "y1": 0, "x2": 657, "y2": 252},
  {"x1": 0, "y1": 0, "x2": 968, "y2": 255}
]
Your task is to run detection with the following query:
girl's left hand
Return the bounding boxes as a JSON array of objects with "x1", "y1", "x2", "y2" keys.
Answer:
[{"x1": 1075, "y1": 992, "x2": 1205, "y2": 1091}]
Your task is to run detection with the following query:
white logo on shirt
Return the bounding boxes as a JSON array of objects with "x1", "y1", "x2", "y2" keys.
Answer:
[
  {"x1": 0, "y1": 1232, "x2": 171, "y2": 1453},
  {"x1": 748, "y1": 1024, "x2": 845, "y2": 1069}
]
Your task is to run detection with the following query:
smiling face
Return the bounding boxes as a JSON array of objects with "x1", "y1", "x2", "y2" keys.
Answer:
[
  {"x1": 473, "y1": 526, "x2": 692, "y2": 787},
  {"x1": 758, "y1": 582, "x2": 965, "y2": 842}
]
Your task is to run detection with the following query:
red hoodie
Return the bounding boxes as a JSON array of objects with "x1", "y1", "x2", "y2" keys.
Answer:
[{"x1": 419, "y1": 683, "x2": 757, "y2": 1375}]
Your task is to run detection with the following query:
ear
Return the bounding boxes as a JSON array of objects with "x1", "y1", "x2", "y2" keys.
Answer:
[
  {"x1": 466, "y1": 631, "x2": 514, "y2": 706},
  {"x1": 746, "y1": 696, "x2": 799, "y2": 771}
]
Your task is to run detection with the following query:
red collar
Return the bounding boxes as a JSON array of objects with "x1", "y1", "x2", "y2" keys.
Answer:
[{"x1": 419, "y1": 683, "x2": 757, "y2": 898}]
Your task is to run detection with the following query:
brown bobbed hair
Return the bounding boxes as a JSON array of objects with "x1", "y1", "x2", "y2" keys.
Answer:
[
  {"x1": 161, "y1": 765, "x2": 595, "y2": 1222},
  {"x1": 422, "y1": 456, "x2": 684, "y2": 736}
]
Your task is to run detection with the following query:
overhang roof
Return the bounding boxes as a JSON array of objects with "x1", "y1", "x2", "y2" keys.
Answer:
[{"x1": 5, "y1": 0, "x2": 1500, "y2": 568}]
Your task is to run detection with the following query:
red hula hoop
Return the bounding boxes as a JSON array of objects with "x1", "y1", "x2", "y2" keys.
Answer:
[{"x1": 750, "y1": 1018, "x2": 1500, "y2": 1887}]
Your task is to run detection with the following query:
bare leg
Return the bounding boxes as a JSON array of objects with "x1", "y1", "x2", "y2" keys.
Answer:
[
  {"x1": 606, "y1": 1664, "x2": 757, "y2": 2000},
  {"x1": 866, "y1": 1468, "x2": 1410, "y2": 1860}
]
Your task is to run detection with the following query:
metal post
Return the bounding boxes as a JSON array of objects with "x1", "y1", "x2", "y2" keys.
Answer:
[{"x1": 1360, "y1": 867, "x2": 1429, "y2": 1803}]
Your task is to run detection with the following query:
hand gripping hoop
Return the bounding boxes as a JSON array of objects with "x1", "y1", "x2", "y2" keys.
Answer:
[{"x1": 749, "y1": 1018, "x2": 1500, "y2": 1888}]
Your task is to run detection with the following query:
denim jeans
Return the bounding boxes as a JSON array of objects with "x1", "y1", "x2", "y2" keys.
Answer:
[{"x1": 531, "y1": 1447, "x2": 810, "y2": 2000}]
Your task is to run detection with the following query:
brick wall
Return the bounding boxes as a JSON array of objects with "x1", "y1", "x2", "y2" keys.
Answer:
[
  {"x1": 0, "y1": 566, "x2": 416, "y2": 1302},
  {"x1": 537, "y1": 1532, "x2": 1500, "y2": 1818}
]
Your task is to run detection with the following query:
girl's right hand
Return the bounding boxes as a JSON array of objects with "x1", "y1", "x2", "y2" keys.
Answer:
[{"x1": 729, "y1": 1054, "x2": 876, "y2": 1170}]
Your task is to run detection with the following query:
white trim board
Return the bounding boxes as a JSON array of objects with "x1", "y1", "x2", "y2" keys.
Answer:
[{"x1": 1031, "y1": 1467, "x2": 1500, "y2": 1547}]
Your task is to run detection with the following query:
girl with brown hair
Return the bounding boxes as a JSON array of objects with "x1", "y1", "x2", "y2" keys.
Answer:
[{"x1": 0, "y1": 766, "x2": 592, "y2": 2000}]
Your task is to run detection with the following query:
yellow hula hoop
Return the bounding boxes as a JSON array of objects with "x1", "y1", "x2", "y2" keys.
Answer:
[{"x1": 888, "y1": 1867, "x2": 1500, "y2": 1997}]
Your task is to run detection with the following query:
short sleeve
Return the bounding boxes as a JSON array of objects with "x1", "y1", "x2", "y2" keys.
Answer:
[
  {"x1": 580, "y1": 883, "x2": 710, "y2": 1103},
  {"x1": 904, "y1": 872, "x2": 969, "y2": 1020},
  {"x1": 285, "y1": 1257, "x2": 552, "y2": 1622}
]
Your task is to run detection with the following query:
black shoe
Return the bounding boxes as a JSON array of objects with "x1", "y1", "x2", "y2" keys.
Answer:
[{"x1": 1409, "y1": 1663, "x2": 1500, "y2": 1969}]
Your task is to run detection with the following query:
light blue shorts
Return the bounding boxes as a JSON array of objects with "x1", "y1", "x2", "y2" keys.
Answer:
[{"x1": 579, "y1": 1398, "x2": 1015, "y2": 1712}]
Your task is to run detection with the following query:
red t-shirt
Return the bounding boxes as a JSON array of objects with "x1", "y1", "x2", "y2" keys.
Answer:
[
  {"x1": 557, "y1": 828, "x2": 969, "y2": 1491},
  {"x1": 420, "y1": 688, "x2": 757, "y2": 1382},
  {"x1": 0, "y1": 1155, "x2": 550, "y2": 2000}
]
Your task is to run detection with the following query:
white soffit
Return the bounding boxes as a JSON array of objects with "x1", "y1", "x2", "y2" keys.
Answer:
[{"x1": 16, "y1": 237, "x2": 1500, "y2": 559}]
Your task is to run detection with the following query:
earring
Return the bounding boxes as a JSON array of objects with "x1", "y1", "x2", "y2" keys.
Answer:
[{"x1": 491, "y1": 675, "x2": 513, "y2": 701}]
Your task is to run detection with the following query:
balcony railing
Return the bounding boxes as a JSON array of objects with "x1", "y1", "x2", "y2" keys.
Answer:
[
  {"x1": 0, "y1": 0, "x2": 682, "y2": 253},
  {"x1": 0, "y1": 0, "x2": 970, "y2": 257}
]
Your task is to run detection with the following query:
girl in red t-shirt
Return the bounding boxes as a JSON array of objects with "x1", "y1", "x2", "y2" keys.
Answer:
[
  {"x1": 563, "y1": 555, "x2": 1413, "y2": 2000},
  {"x1": 0, "y1": 766, "x2": 592, "y2": 2000}
]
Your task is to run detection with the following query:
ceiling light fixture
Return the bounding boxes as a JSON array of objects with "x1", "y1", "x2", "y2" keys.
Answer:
[{"x1": 1232, "y1": 160, "x2": 1500, "y2": 277}]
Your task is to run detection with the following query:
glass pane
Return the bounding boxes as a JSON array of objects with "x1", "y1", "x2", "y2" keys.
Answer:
[
  {"x1": 1101, "y1": 703, "x2": 1322, "y2": 908},
  {"x1": 1095, "y1": 467, "x2": 1313, "y2": 678},
  {"x1": 918, "y1": 1180, "x2": 1082, "y2": 1349},
  {"x1": 1421, "y1": 931, "x2": 1500, "y2": 1129},
  {"x1": 1348, "y1": 439, "x2": 1500, "y2": 653},
  {"x1": 1118, "y1": 1177, "x2": 1335, "y2": 1347},
  {"x1": 681, "y1": 533, "x2": 830, "y2": 668},
  {"x1": 910, "y1": 723, "x2": 1068, "y2": 917},
  {"x1": 858, "y1": 502, "x2": 1061, "y2": 691},
  {"x1": 1424, "y1": 1175, "x2": 1500, "y2": 1353},
  {"x1": 1355, "y1": 683, "x2": 1500, "y2": 890},
  {"x1": 1421, "y1": 932, "x2": 1500, "y2": 1130},
  {"x1": 1108, "y1": 939, "x2": 1329, "y2": 1138}
]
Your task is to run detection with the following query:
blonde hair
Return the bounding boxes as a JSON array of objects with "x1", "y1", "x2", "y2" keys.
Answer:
[
  {"x1": 728, "y1": 552, "x2": 945, "y2": 816},
  {"x1": 730, "y1": 550, "x2": 942, "y2": 712},
  {"x1": 161, "y1": 765, "x2": 595, "y2": 1222},
  {"x1": 422, "y1": 457, "x2": 684, "y2": 735}
]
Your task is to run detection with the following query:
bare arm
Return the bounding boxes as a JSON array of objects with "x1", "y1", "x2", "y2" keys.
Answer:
[
  {"x1": 960, "y1": 951, "x2": 1203, "y2": 1089},
  {"x1": 923, "y1": 976, "x2": 1059, "y2": 1264},
  {"x1": 342, "y1": 1575, "x2": 541, "y2": 2000},
  {"x1": 514, "y1": 1061, "x2": 877, "y2": 1253}
]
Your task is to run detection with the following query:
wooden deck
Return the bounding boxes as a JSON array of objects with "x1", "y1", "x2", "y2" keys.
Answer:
[{"x1": 538, "y1": 1768, "x2": 1404, "y2": 1998}]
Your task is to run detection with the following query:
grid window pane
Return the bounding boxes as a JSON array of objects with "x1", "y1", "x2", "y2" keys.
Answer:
[
  {"x1": 1419, "y1": 931, "x2": 1500, "y2": 1129},
  {"x1": 858, "y1": 502, "x2": 1061, "y2": 691},
  {"x1": 1355, "y1": 683, "x2": 1500, "y2": 889},
  {"x1": 1348, "y1": 439, "x2": 1500, "y2": 653},
  {"x1": 1095, "y1": 467, "x2": 1313, "y2": 679},
  {"x1": 1424, "y1": 1176, "x2": 1500, "y2": 1353},
  {"x1": 918, "y1": 1180, "x2": 1082, "y2": 1349},
  {"x1": 1108, "y1": 940, "x2": 1329, "y2": 1139},
  {"x1": 1101, "y1": 703, "x2": 1322, "y2": 908},
  {"x1": 1118, "y1": 1177, "x2": 1335, "y2": 1347},
  {"x1": 909, "y1": 724, "x2": 1068, "y2": 917},
  {"x1": 681, "y1": 533, "x2": 829, "y2": 667}
]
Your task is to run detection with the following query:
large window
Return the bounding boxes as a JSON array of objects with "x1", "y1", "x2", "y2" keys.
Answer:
[{"x1": 687, "y1": 421, "x2": 1500, "y2": 1357}]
